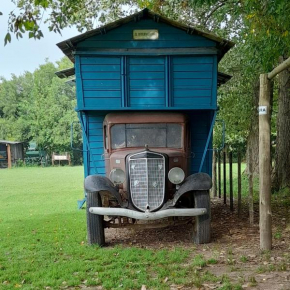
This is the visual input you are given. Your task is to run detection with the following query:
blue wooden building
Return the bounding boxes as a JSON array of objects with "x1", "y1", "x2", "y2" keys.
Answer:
[{"x1": 56, "y1": 8, "x2": 233, "y2": 178}]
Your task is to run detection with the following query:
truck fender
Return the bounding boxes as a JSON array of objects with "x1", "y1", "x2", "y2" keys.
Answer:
[
  {"x1": 162, "y1": 173, "x2": 212, "y2": 209},
  {"x1": 84, "y1": 175, "x2": 124, "y2": 207}
]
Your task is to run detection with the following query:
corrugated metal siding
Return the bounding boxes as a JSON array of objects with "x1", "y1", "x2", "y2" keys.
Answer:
[{"x1": 76, "y1": 19, "x2": 216, "y2": 49}]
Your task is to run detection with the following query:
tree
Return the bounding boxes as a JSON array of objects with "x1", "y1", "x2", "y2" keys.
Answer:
[
  {"x1": 0, "y1": 57, "x2": 82, "y2": 160},
  {"x1": 3, "y1": 1, "x2": 290, "y2": 188},
  {"x1": 272, "y1": 57, "x2": 290, "y2": 191},
  {"x1": 2, "y1": 0, "x2": 140, "y2": 45}
]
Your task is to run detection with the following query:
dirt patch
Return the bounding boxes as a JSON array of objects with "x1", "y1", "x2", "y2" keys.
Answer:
[{"x1": 104, "y1": 197, "x2": 290, "y2": 289}]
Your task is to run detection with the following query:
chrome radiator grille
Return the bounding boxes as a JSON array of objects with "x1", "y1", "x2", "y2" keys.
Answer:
[{"x1": 128, "y1": 153, "x2": 165, "y2": 212}]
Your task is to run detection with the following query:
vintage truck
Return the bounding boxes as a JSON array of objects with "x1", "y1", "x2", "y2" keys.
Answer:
[
  {"x1": 56, "y1": 8, "x2": 233, "y2": 245},
  {"x1": 85, "y1": 112, "x2": 212, "y2": 245}
]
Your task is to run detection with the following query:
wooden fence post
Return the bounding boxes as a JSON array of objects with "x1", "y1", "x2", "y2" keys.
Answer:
[
  {"x1": 249, "y1": 147, "x2": 254, "y2": 225},
  {"x1": 218, "y1": 151, "x2": 221, "y2": 198},
  {"x1": 223, "y1": 150, "x2": 227, "y2": 204},
  {"x1": 212, "y1": 150, "x2": 217, "y2": 197},
  {"x1": 238, "y1": 153, "x2": 242, "y2": 217},
  {"x1": 7, "y1": 144, "x2": 12, "y2": 169},
  {"x1": 229, "y1": 151, "x2": 233, "y2": 211},
  {"x1": 259, "y1": 73, "x2": 272, "y2": 250}
]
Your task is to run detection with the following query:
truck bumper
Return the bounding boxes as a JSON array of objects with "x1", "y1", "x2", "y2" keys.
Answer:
[{"x1": 89, "y1": 207, "x2": 207, "y2": 220}]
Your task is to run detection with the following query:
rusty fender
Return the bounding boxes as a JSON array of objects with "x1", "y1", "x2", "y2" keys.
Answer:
[
  {"x1": 84, "y1": 175, "x2": 124, "y2": 207},
  {"x1": 162, "y1": 172, "x2": 212, "y2": 209}
]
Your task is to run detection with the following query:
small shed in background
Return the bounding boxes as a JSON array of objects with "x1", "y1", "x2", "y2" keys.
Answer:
[{"x1": 0, "y1": 140, "x2": 24, "y2": 168}]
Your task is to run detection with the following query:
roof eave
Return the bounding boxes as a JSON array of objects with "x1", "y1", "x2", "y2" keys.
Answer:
[{"x1": 56, "y1": 8, "x2": 234, "y2": 63}]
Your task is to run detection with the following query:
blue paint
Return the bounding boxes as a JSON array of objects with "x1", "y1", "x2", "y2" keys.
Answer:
[
  {"x1": 70, "y1": 16, "x2": 225, "y2": 179},
  {"x1": 76, "y1": 20, "x2": 216, "y2": 50},
  {"x1": 77, "y1": 55, "x2": 216, "y2": 111},
  {"x1": 198, "y1": 111, "x2": 217, "y2": 172}
]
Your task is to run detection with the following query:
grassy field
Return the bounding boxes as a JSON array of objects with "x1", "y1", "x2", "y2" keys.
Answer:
[{"x1": 0, "y1": 166, "x2": 248, "y2": 290}]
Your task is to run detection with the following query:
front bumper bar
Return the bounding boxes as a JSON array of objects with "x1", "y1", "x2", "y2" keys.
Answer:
[{"x1": 89, "y1": 207, "x2": 207, "y2": 220}]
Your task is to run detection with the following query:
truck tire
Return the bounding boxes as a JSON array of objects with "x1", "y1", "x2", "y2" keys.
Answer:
[
  {"x1": 86, "y1": 191, "x2": 105, "y2": 246},
  {"x1": 192, "y1": 190, "x2": 211, "y2": 244}
]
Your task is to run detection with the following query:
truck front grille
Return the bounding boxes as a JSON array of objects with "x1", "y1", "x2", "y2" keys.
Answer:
[{"x1": 128, "y1": 152, "x2": 165, "y2": 212}]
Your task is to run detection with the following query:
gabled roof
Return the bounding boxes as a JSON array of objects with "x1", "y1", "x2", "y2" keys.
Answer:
[{"x1": 57, "y1": 8, "x2": 234, "y2": 63}]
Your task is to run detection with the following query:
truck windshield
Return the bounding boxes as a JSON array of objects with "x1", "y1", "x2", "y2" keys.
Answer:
[{"x1": 111, "y1": 123, "x2": 182, "y2": 149}]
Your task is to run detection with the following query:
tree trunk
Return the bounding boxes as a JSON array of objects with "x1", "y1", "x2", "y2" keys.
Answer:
[
  {"x1": 272, "y1": 56, "x2": 290, "y2": 191},
  {"x1": 246, "y1": 81, "x2": 260, "y2": 176}
]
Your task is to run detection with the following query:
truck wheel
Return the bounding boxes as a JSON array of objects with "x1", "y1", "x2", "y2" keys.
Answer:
[
  {"x1": 86, "y1": 191, "x2": 105, "y2": 246},
  {"x1": 192, "y1": 190, "x2": 211, "y2": 244}
]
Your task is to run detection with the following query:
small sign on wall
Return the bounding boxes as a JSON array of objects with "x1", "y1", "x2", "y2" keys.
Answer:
[
  {"x1": 258, "y1": 106, "x2": 267, "y2": 115},
  {"x1": 133, "y1": 29, "x2": 159, "y2": 40}
]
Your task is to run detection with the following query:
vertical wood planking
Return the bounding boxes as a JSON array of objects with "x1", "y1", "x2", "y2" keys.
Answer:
[
  {"x1": 229, "y1": 151, "x2": 233, "y2": 211},
  {"x1": 211, "y1": 55, "x2": 218, "y2": 106},
  {"x1": 75, "y1": 55, "x2": 84, "y2": 108},
  {"x1": 249, "y1": 147, "x2": 254, "y2": 224},
  {"x1": 121, "y1": 56, "x2": 126, "y2": 107},
  {"x1": 238, "y1": 152, "x2": 242, "y2": 217},
  {"x1": 223, "y1": 150, "x2": 226, "y2": 204},
  {"x1": 7, "y1": 144, "x2": 11, "y2": 169},
  {"x1": 212, "y1": 150, "x2": 217, "y2": 197},
  {"x1": 88, "y1": 112, "x2": 107, "y2": 176},
  {"x1": 124, "y1": 56, "x2": 129, "y2": 107},
  {"x1": 218, "y1": 150, "x2": 221, "y2": 198},
  {"x1": 189, "y1": 111, "x2": 212, "y2": 174}
]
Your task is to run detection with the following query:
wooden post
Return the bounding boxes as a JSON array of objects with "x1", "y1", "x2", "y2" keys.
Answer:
[
  {"x1": 249, "y1": 147, "x2": 254, "y2": 225},
  {"x1": 238, "y1": 153, "x2": 242, "y2": 218},
  {"x1": 229, "y1": 151, "x2": 233, "y2": 211},
  {"x1": 218, "y1": 151, "x2": 221, "y2": 198},
  {"x1": 7, "y1": 144, "x2": 12, "y2": 169},
  {"x1": 212, "y1": 150, "x2": 217, "y2": 197},
  {"x1": 223, "y1": 150, "x2": 227, "y2": 204},
  {"x1": 259, "y1": 74, "x2": 272, "y2": 250}
]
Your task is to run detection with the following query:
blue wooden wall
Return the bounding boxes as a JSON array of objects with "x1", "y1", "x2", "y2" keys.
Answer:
[
  {"x1": 75, "y1": 18, "x2": 218, "y2": 111},
  {"x1": 76, "y1": 19, "x2": 216, "y2": 49},
  {"x1": 83, "y1": 110, "x2": 212, "y2": 177},
  {"x1": 76, "y1": 55, "x2": 217, "y2": 110},
  {"x1": 75, "y1": 17, "x2": 217, "y2": 177}
]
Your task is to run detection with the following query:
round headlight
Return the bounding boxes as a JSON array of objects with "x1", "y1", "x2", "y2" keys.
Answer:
[
  {"x1": 168, "y1": 167, "x2": 185, "y2": 185},
  {"x1": 109, "y1": 168, "x2": 125, "y2": 185}
]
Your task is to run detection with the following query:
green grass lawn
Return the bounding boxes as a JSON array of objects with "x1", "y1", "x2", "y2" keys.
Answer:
[{"x1": 0, "y1": 167, "x2": 243, "y2": 290}]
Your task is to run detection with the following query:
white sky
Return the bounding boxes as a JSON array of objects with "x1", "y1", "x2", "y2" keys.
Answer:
[{"x1": 0, "y1": 2, "x2": 79, "y2": 80}]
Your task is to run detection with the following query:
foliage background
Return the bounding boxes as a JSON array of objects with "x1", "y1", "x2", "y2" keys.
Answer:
[{"x1": 0, "y1": 57, "x2": 82, "y2": 164}]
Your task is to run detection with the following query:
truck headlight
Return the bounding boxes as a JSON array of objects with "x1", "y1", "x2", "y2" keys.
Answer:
[
  {"x1": 168, "y1": 167, "x2": 185, "y2": 184},
  {"x1": 109, "y1": 168, "x2": 125, "y2": 185}
]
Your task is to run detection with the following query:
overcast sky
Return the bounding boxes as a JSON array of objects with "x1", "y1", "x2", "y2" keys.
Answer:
[{"x1": 0, "y1": 2, "x2": 79, "y2": 80}]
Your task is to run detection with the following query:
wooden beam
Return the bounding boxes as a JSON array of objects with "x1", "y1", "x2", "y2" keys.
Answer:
[
  {"x1": 249, "y1": 147, "x2": 254, "y2": 225},
  {"x1": 212, "y1": 150, "x2": 217, "y2": 197},
  {"x1": 229, "y1": 151, "x2": 233, "y2": 211},
  {"x1": 218, "y1": 151, "x2": 221, "y2": 198},
  {"x1": 268, "y1": 57, "x2": 290, "y2": 80},
  {"x1": 237, "y1": 153, "x2": 242, "y2": 218},
  {"x1": 223, "y1": 150, "x2": 227, "y2": 204},
  {"x1": 259, "y1": 74, "x2": 272, "y2": 250},
  {"x1": 7, "y1": 144, "x2": 11, "y2": 169}
]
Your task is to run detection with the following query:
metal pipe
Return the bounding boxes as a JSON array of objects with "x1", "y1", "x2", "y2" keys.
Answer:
[{"x1": 89, "y1": 207, "x2": 207, "y2": 220}]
